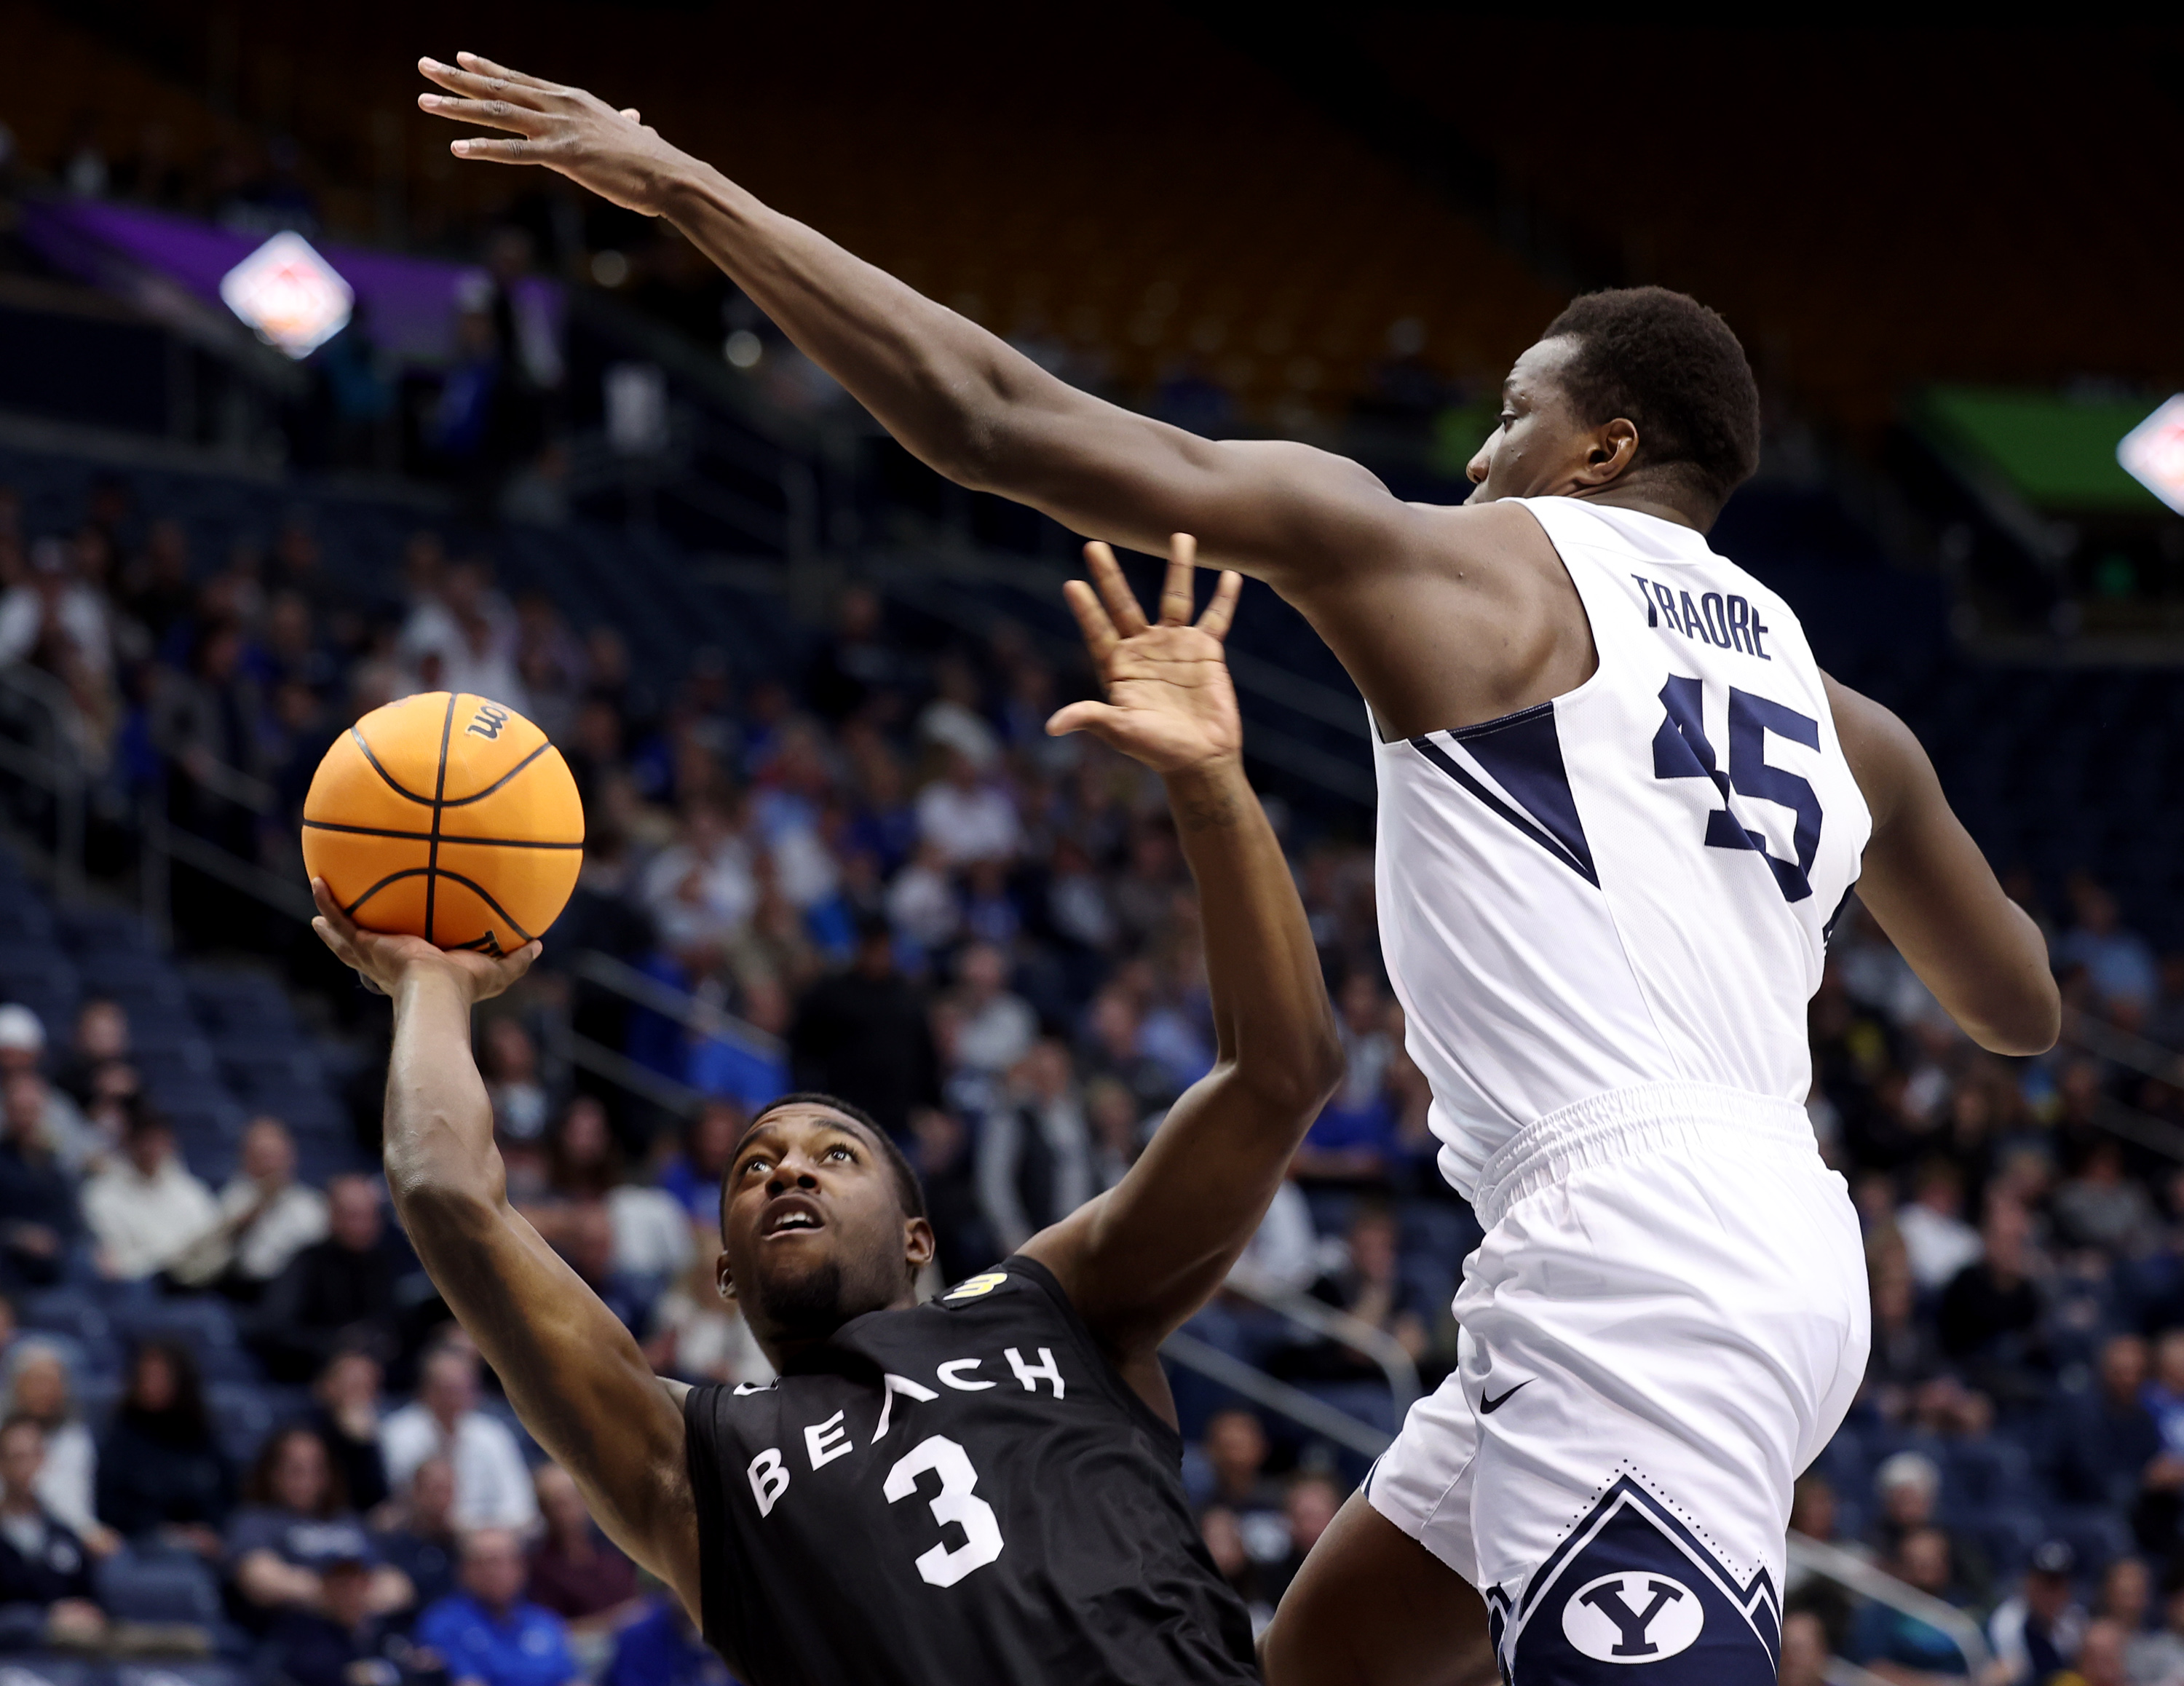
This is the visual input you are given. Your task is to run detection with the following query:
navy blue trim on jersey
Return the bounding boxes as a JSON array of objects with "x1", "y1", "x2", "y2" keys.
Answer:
[
  {"x1": 1410, "y1": 710, "x2": 1599, "y2": 888},
  {"x1": 1500, "y1": 1475, "x2": 1780, "y2": 1684}
]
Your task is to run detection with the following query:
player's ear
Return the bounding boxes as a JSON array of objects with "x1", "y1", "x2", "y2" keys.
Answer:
[
  {"x1": 904, "y1": 1216, "x2": 936, "y2": 1275},
  {"x1": 1580, "y1": 417, "x2": 1639, "y2": 483},
  {"x1": 715, "y1": 1250, "x2": 737, "y2": 1302}
]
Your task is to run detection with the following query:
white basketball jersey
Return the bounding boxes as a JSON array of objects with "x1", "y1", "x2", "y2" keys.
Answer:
[{"x1": 1374, "y1": 496, "x2": 1872, "y2": 1200}]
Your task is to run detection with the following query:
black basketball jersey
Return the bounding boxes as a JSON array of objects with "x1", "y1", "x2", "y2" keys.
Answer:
[{"x1": 681, "y1": 1256, "x2": 1259, "y2": 1685}]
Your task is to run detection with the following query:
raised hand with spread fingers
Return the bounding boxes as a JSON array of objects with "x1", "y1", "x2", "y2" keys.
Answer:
[{"x1": 1046, "y1": 534, "x2": 1243, "y2": 776}]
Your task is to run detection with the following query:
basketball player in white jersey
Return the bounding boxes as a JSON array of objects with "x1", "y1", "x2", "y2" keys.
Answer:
[{"x1": 417, "y1": 56, "x2": 2062, "y2": 1685}]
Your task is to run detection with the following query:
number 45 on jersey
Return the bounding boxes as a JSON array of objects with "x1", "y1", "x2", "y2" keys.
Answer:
[{"x1": 1651, "y1": 675, "x2": 1823, "y2": 903}]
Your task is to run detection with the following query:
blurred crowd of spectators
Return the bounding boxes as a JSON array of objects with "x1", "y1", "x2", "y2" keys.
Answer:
[{"x1": 7, "y1": 465, "x2": 2184, "y2": 1686}]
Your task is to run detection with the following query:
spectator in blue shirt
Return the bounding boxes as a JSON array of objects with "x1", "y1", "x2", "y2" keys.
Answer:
[
  {"x1": 1847, "y1": 1527, "x2": 1974, "y2": 1679},
  {"x1": 416, "y1": 1527, "x2": 580, "y2": 1686},
  {"x1": 606, "y1": 1596, "x2": 732, "y2": 1686}
]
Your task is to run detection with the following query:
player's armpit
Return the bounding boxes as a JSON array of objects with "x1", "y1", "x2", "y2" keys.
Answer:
[{"x1": 1824, "y1": 674, "x2": 2060, "y2": 1056}]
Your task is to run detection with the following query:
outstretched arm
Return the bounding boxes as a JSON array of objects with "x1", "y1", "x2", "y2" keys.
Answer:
[
  {"x1": 414, "y1": 55, "x2": 1415, "y2": 594},
  {"x1": 309, "y1": 884, "x2": 700, "y2": 1613},
  {"x1": 1018, "y1": 538, "x2": 1344, "y2": 1380},
  {"x1": 1824, "y1": 676, "x2": 2059, "y2": 1056}
]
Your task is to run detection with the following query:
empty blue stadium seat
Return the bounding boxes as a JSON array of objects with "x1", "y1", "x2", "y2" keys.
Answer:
[
  {"x1": 0, "y1": 1653, "x2": 106, "y2": 1685},
  {"x1": 94, "y1": 1553, "x2": 221, "y2": 1625},
  {"x1": 205, "y1": 1382, "x2": 277, "y2": 1471}
]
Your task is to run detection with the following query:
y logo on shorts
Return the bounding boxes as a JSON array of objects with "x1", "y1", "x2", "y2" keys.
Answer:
[{"x1": 1562, "y1": 1572, "x2": 1704, "y2": 1663}]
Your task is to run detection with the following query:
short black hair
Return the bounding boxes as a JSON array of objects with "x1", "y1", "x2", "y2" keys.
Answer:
[
  {"x1": 1538, "y1": 286, "x2": 1761, "y2": 512},
  {"x1": 732, "y1": 1092, "x2": 927, "y2": 1223}
]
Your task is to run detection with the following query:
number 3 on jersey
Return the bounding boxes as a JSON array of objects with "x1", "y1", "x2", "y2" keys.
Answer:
[
  {"x1": 885, "y1": 1434, "x2": 1004, "y2": 1588},
  {"x1": 1652, "y1": 675, "x2": 1822, "y2": 902}
]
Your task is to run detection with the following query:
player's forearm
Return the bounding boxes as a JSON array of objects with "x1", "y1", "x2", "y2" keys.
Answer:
[
  {"x1": 381, "y1": 965, "x2": 505, "y2": 1221},
  {"x1": 1165, "y1": 756, "x2": 1342, "y2": 1115},
  {"x1": 657, "y1": 162, "x2": 1104, "y2": 500}
]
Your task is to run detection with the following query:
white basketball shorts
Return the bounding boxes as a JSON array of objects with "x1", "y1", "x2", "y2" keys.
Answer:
[{"x1": 1367, "y1": 1081, "x2": 1869, "y2": 1684}]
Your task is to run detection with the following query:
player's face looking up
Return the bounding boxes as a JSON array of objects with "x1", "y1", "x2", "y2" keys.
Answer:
[
  {"x1": 716, "y1": 1104, "x2": 935, "y2": 1362},
  {"x1": 1464, "y1": 336, "x2": 1641, "y2": 508}
]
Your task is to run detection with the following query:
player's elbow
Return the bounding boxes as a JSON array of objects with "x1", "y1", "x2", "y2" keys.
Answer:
[
  {"x1": 384, "y1": 1152, "x2": 505, "y2": 1236},
  {"x1": 1235, "y1": 1026, "x2": 1346, "y2": 1123},
  {"x1": 1965, "y1": 973, "x2": 2062, "y2": 1058}
]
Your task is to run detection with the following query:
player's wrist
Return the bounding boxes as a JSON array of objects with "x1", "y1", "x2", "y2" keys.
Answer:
[{"x1": 1160, "y1": 753, "x2": 1249, "y2": 823}]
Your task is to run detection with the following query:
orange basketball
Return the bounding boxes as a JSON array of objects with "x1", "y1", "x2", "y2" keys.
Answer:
[{"x1": 301, "y1": 692, "x2": 585, "y2": 956}]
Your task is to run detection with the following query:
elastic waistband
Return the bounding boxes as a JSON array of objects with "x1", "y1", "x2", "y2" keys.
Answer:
[{"x1": 1472, "y1": 1081, "x2": 1817, "y2": 1232}]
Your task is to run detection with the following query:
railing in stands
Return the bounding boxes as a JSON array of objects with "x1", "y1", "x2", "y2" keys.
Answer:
[
  {"x1": 1223, "y1": 1265, "x2": 1422, "y2": 1413},
  {"x1": 1158, "y1": 1331, "x2": 1392, "y2": 1460},
  {"x1": 1786, "y1": 1529, "x2": 1995, "y2": 1679}
]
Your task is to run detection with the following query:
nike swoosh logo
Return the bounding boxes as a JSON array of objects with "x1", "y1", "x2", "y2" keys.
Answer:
[{"x1": 1479, "y1": 1380, "x2": 1531, "y2": 1414}]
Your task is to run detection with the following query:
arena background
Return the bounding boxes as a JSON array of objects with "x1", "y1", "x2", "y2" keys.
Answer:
[{"x1": 0, "y1": 7, "x2": 2177, "y2": 1683}]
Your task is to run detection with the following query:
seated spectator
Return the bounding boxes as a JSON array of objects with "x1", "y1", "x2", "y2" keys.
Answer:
[
  {"x1": 1938, "y1": 1195, "x2": 2048, "y2": 1405},
  {"x1": 1867, "y1": 1231, "x2": 1946, "y2": 1419},
  {"x1": 1989, "y1": 1539, "x2": 2086, "y2": 1686},
  {"x1": 380, "y1": 1345, "x2": 539, "y2": 1533},
  {"x1": 263, "y1": 1553, "x2": 402, "y2": 1686},
  {"x1": 1264, "y1": 1473, "x2": 1342, "y2": 1605},
  {"x1": 1227, "y1": 1170, "x2": 1319, "y2": 1297},
  {"x1": 0, "y1": 1008, "x2": 92, "y2": 1171},
  {"x1": 2058, "y1": 874, "x2": 2159, "y2": 1018},
  {"x1": 50, "y1": 997, "x2": 127, "y2": 1113},
  {"x1": 644, "y1": 1252, "x2": 772, "y2": 1389},
  {"x1": 976, "y1": 1041, "x2": 1093, "y2": 1255},
  {"x1": 539, "y1": 1098, "x2": 690, "y2": 1286},
  {"x1": 173, "y1": 1115, "x2": 329, "y2": 1299},
  {"x1": 1869, "y1": 1451, "x2": 1944, "y2": 1562},
  {"x1": 1199, "y1": 1409, "x2": 1290, "y2": 1572},
  {"x1": 1198, "y1": 1507, "x2": 1273, "y2": 1639},
  {"x1": 2055, "y1": 1336, "x2": 2164, "y2": 1513},
  {"x1": 1847, "y1": 1526, "x2": 1973, "y2": 1679},
  {"x1": 914, "y1": 746, "x2": 1019, "y2": 866},
  {"x1": 309, "y1": 1347, "x2": 392, "y2": 1516},
  {"x1": 252, "y1": 1174, "x2": 416, "y2": 1383},
  {"x1": 1085, "y1": 1075, "x2": 1146, "y2": 1191},
  {"x1": 0, "y1": 1416, "x2": 103, "y2": 1649},
  {"x1": 2058, "y1": 1616, "x2": 2130, "y2": 1686},
  {"x1": 2055, "y1": 1141, "x2": 2161, "y2": 1256},
  {"x1": 416, "y1": 1527, "x2": 581, "y2": 1686},
  {"x1": 554, "y1": 1204, "x2": 652, "y2": 1332},
  {"x1": 657, "y1": 1100, "x2": 740, "y2": 1226},
  {"x1": 1272, "y1": 1206, "x2": 1431, "y2": 1384},
  {"x1": 1077, "y1": 985, "x2": 1178, "y2": 1116},
  {"x1": 482, "y1": 1018, "x2": 552, "y2": 1145},
  {"x1": 227, "y1": 1425, "x2": 412, "y2": 1627},
  {"x1": 639, "y1": 800, "x2": 756, "y2": 954},
  {"x1": 2127, "y1": 1564, "x2": 2184, "y2": 1686},
  {"x1": 947, "y1": 943, "x2": 1037, "y2": 1078},
  {"x1": 605, "y1": 1593, "x2": 733, "y2": 1686},
  {"x1": 1, "y1": 1341, "x2": 105, "y2": 1551},
  {"x1": 1897, "y1": 1159, "x2": 1984, "y2": 1294},
  {"x1": 96, "y1": 1339, "x2": 233, "y2": 1553},
  {"x1": 1780, "y1": 1610, "x2": 1831, "y2": 1686},
  {"x1": 526, "y1": 1464, "x2": 640, "y2": 1640},
  {"x1": 0, "y1": 1073, "x2": 80, "y2": 1287},
  {"x1": 905, "y1": 1107, "x2": 992, "y2": 1286},
  {"x1": 373, "y1": 1456, "x2": 459, "y2": 1614},
  {"x1": 2148, "y1": 1330, "x2": 2184, "y2": 1457},
  {"x1": 787, "y1": 915, "x2": 941, "y2": 1136},
  {"x1": 81, "y1": 1103, "x2": 218, "y2": 1281}
]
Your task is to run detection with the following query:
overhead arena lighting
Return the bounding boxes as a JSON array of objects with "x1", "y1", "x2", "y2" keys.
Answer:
[
  {"x1": 2118, "y1": 395, "x2": 2184, "y2": 516},
  {"x1": 218, "y1": 231, "x2": 355, "y2": 359}
]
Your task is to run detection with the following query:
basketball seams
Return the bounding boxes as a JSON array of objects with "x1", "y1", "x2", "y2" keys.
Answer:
[
  {"x1": 345, "y1": 726, "x2": 433, "y2": 806},
  {"x1": 432, "y1": 868, "x2": 537, "y2": 946},
  {"x1": 302, "y1": 819, "x2": 582, "y2": 849},
  {"x1": 440, "y1": 740, "x2": 553, "y2": 807},
  {"x1": 424, "y1": 694, "x2": 456, "y2": 945}
]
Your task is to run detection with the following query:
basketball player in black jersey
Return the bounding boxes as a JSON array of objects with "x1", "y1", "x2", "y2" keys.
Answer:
[{"x1": 308, "y1": 537, "x2": 1345, "y2": 1685}]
